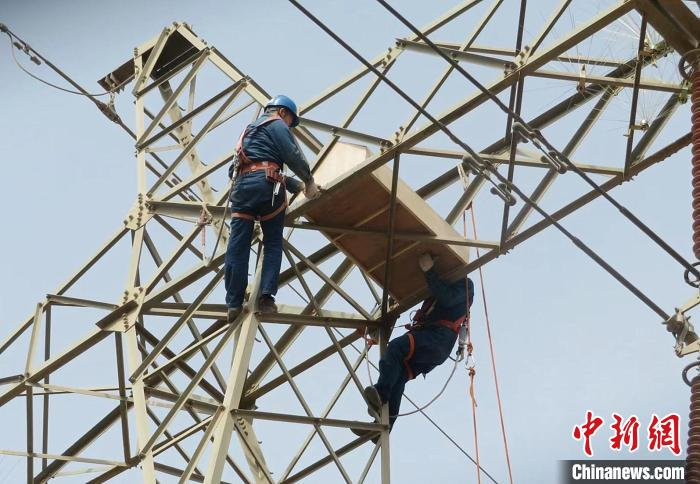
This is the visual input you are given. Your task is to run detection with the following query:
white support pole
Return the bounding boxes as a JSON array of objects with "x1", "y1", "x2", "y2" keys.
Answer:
[{"x1": 204, "y1": 260, "x2": 265, "y2": 483}]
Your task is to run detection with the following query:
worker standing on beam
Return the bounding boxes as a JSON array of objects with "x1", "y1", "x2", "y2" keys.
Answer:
[
  {"x1": 225, "y1": 95, "x2": 321, "y2": 322},
  {"x1": 363, "y1": 253, "x2": 474, "y2": 430}
]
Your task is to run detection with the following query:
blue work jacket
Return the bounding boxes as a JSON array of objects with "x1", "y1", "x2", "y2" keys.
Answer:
[
  {"x1": 230, "y1": 112, "x2": 312, "y2": 193},
  {"x1": 421, "y1": 269, "x2": 475, "y2": 324}
]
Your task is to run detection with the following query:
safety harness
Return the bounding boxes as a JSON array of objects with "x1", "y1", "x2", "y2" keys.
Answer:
[
  {"x1": 398, "y1": 297, "x2": 467, "y2": 380},
  {"x1": 406, "y1": 297, "x2": 467, "y2": 333},
  {"x1": 231, "y1": 115, "x2": 288, "y2": 222}
]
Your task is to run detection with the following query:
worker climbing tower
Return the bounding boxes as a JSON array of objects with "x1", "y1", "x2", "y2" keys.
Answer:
[{"x1": 1, "y1": 1, "x2": 700, "y2": 482}]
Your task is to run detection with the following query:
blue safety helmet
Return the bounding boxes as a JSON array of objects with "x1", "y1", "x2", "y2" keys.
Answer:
[{"x1": 266, "y1": 94, "x2": 300, "y2": 127}]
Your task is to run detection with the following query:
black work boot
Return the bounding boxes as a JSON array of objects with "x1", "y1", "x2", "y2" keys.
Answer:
[
  {"x1": 363, "y1": 385, "x2": 382, "y2": 421},
  {"x1": 351, "y1": 427, "x2": 380, "y2": 444},
  {"x1": 227, "y1": 306, "x2": 242, "y2": 323},
  {"x1": 258, "y1": 295, "x2": 278, "y2": 314}
]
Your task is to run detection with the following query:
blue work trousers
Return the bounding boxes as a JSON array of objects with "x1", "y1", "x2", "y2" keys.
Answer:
[
  {"x1": 374, "y1": 326, "x2": 456, "y2": 428},
  {"x1": 224, "y1": 171, "x2": 285, "y2": 308}
]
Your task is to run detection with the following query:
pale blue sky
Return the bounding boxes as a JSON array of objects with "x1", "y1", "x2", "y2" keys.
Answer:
[{"x1": 0, "y1": 1, "x2": 698, "y2": 483}]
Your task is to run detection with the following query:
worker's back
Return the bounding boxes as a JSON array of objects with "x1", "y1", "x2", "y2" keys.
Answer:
[
  {"x1": 423, "y1": 273, "x2": 474, "y2": 325},
  {"x1": 235, "y1": 112, "x2": 311, "y2": 183}
]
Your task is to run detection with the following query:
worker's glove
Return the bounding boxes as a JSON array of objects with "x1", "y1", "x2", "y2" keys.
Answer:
[
  {"x1": 304, "y1": 179, "x2": 322, "y2": 200},
  {"x1": 418, "y1": 253, "x2": 434, "y2": 272}
]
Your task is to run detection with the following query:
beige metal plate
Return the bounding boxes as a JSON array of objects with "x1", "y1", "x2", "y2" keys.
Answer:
[{"x1": 305, "y1": 142, "x2": 469, "y2": 302}]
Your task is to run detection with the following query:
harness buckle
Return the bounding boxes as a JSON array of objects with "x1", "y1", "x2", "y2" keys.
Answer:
[{"x1": 264, "y1": 165, "x2": 285, "y2": 184}]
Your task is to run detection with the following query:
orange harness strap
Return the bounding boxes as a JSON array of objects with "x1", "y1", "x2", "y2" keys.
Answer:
[
  {"x1": 259, "y1": 196, "x2": 287, "y2": 221},
  {"x1": 407, "y1": 314, "x2": 466, "y2": 334},
  {"x1": 231, "y1": 192, "x2": 288, "y2": 223},
  {"x1": 231, "y1": 212, "x2": 256, "y2": 221},
  {"x1": 238, "y1": 161, "x2": 281, "y2": 176},
  {"x1": 235, "y1": 115, "x2": 282, "y2": 165},
  {"x1": 433, "y1": 315, "x2": 467, "y2": 333}
]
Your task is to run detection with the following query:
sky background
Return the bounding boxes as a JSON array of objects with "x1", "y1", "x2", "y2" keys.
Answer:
[{"x1": 1, "y1": 0, "x2": 699, "y2": 483}]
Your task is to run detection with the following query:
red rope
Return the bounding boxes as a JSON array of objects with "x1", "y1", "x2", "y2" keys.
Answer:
[
  {"x1": 468, "y1": 205, "x2": 515, "y2": 484},
  {"x1": 462, "y1": 210, "x2": 481, "y2": 484},
  {"x1": 469, "y1": 366, "x2": 481, "y2": 484}
]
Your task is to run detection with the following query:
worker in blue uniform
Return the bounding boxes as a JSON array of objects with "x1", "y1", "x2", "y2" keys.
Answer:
[
  {"x1": 225, "y1": 95, "x2": 321, "y2": 322},
  {"x1": 361, "y1": 253, "x2": 474, "y2": 434}
]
